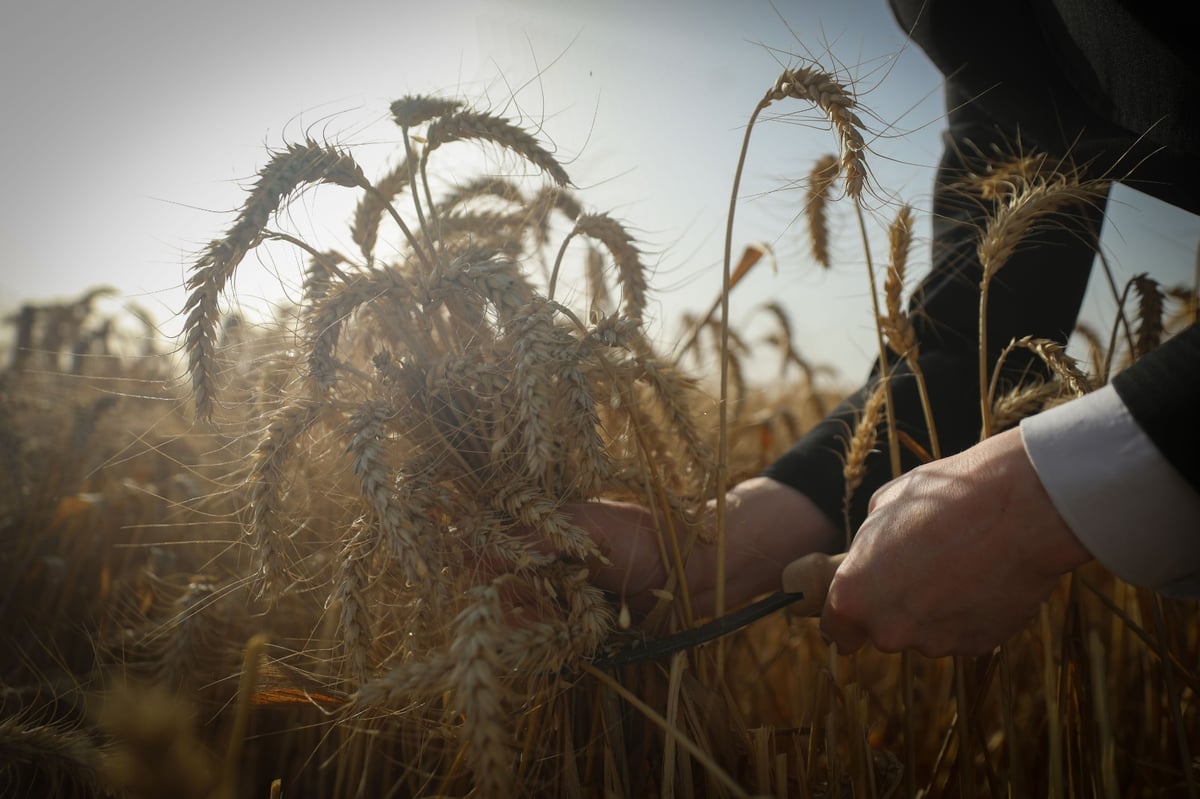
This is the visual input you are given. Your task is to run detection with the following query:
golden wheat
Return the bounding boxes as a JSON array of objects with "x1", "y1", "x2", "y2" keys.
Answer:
[
  {"x1": 806, "y1": 153, "x2": 839, "y2": 268},
  {"x1": 5, "y1": 47, "x2": 1199, "y2": 798},
  {"x1": 881, "y1": 204, "x2": 917, "y2": 358},
  {"x1": 768, "y1": 66, "x2": 868, "y2": 199}
]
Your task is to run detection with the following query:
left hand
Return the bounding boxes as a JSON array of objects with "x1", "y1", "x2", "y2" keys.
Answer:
[
  {"x1": 564, "y1": 476, "x2": 841, "y2": 619},
  {"x1": 819, "y1": 427, "x2": 1092, "y2": 657}
]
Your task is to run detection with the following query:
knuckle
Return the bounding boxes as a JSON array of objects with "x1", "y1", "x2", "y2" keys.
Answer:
[{"x1": 824, "y1": 579, "x2": 860, "y2": 622}]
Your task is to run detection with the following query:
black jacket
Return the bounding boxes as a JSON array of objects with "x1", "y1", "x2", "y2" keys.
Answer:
[{"x1": 763, "y1": 0, "x2": 1200, "y2": 531}]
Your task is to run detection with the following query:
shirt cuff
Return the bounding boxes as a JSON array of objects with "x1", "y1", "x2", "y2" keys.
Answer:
[{"x1": 1019, "y1": 384, "x2": 1200, "y2": 597}]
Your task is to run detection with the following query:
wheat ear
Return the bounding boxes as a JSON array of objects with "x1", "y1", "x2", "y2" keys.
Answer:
[
  {"x1": 878, "y1": 204, "x2": 941, "y2": 457},
  {"x1": 306, "y1": 267, "x2": 421, "y2": 390},
  {"x1": 184, "y1": 140, "x2": 368, "y2": 420},
  {"x1": 248, "y1": 399, "x2": 323, "y2": 598},
  {"x1": 438, "y1": 175, "x2": 527, "y2": 214},
  {"x1": 1131, "y1": 274, "x2": 1165, "y2": 360},
  {"x1": 350, "y1": 159, "x2": 411, "y2": 261},
  {"x1": 989, "y1": 336, "x2": 1094, "y2": 409},
  {"x1": 0, "y1": 715, "x2": 104, "y2": 795},
  {"x1": 991, "y1": 380, "x2": 1069, "y2": 432},
  {"x1": 549, "y1": 213, "x2": 648, "y2": 324},
  {"x1": 1073, "y1": 321, "x2": 1108, "y2": 380},
  {"x1": 769, "y1": 66, "x2": 869, "y2": 199},
  {"x1": 881, "y1": 205, "x2": 917, "y2": 358},
  {"x1": 334, "y1": 520, "x2": 376, "y2": 686},
  {"x1": 450, "y1": 584, "x2": 513, "y2": 798},
  {"x1": 976, "y1": 172, "x2": 1107, "y2": 435},
  {"x1": 841, "y1": 379, "x2": 888, "y2": 547},
  {"x1": 806, "y1": 154, "x2": 839, "y2": 268},
  {"x1": 425, "y1": 108, "x2": 571, "y2": 187}
]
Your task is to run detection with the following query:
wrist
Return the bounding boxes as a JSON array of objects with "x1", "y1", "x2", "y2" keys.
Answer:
[
  {"x1": 989, "y1": 427, "x2": 1092, "y2": 578},
  {"x1": 687, "y1": 477, "x2": 841, "y2": 614}
]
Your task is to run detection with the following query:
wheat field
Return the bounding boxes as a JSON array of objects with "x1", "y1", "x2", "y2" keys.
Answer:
[{"x1": 2, "y1": 60, "x2": 1198, "y2": 799}]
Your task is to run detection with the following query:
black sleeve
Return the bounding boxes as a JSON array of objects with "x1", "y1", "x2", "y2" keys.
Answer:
[
  {"x1": 1112, "y1": 322, "x2": 1200, "y2": 493},
  {"x1": 763, "y1": 85, "x2": 1108, "y2": 531},
  {"x1": 763, "y1": 0, "x2": 1200, "y2": 537}
]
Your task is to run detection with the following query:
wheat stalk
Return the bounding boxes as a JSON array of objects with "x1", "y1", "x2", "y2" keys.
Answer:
[
  {"x1": 990, "y1": 336, "x2": 1094, "y2": 410},
  {"x1": 977, "y1": 175, "x2": 1107, "y2": 284},
  {"x1": 346, "y1": 404, "x2": 437, "y2": 582},
  {"x1": 333, "y1": 520, "x2": 375, "y2": 686},
  {"x1": 438, "y1": 174, "x2": 527, "y2": 214},
  {"x1": 305, "y1": 266, "x2": 422, "y2": 390},
  {"x1": 972, "y1": 151, "x2": 1064, "y2": 201},
  {"x1": 389, "y1": 95, "x2": 464, "y2": 128}
]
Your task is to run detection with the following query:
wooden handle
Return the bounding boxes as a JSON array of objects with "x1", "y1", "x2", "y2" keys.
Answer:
[{"x1": 781, "y1": 551, "x2": 846, "y2": 617}]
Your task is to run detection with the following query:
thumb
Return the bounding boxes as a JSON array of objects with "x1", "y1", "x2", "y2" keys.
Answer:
[{"x1": 781, "y1": 551, "x2": 846, "y2": 617}]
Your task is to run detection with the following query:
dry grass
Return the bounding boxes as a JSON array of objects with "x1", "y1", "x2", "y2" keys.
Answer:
[{"x1": 1, "y1": 55, "x2": 1198, "y2": 799}]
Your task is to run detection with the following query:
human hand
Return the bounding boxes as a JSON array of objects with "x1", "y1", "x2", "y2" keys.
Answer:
[
  {"x1": 558, "y1": 499, "x2": 673, "y2": 618},
  {"x1": 818, "y1": 427, "x2": 1092, "y2": 657},
  {"x1": 565, "y1": 476, "x2": 842, "y2": 619}
]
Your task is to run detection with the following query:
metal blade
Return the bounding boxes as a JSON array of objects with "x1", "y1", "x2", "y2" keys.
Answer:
[{"x1": 593, "y1": 590, "x2": 805, "y2": 667}]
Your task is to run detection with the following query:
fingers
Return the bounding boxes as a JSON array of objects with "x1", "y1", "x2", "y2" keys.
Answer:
[
  {"x1": 780, "y1": 551, "x2": 845, "y2": 617},
  {"x1": 819, "y1": 602, "x2": 869, "y2": 654}
]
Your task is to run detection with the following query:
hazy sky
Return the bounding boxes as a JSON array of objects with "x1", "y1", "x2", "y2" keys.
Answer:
[{"x1": 3, "y1": 0, "x2": 1197, "y2": 381}]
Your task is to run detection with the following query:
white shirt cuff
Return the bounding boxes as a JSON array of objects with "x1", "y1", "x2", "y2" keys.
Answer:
[{"x1": 1019, "y1": 384, "x2": 1200, "y2": 597}]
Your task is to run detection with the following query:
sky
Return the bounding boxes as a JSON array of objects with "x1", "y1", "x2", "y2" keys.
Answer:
[{"x1": 3, "y1": 0, "x2": 1198, "y2": 383}]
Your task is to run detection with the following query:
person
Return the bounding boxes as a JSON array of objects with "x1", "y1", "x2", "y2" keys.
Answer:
[{"x1": 570, "y1": 0, "x2": 1200, "y2": 658}]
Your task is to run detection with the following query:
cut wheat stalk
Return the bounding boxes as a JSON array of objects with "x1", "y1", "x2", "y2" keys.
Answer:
[{"x1": 582, "y1": 662, "x2": 751, "y2": 799}]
